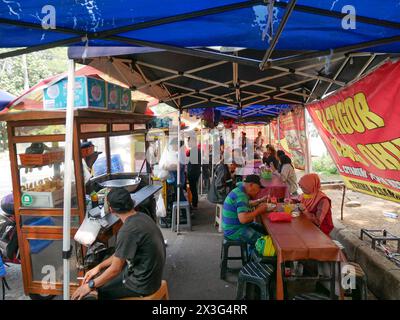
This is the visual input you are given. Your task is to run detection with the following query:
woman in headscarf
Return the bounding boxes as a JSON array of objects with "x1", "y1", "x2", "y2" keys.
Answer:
[
  {"x1": 298, "y1": 173, "x2": 334, "y2": 236},
  {"x1": 271, "y1": 150, "x2": 298, "y2": 195}
]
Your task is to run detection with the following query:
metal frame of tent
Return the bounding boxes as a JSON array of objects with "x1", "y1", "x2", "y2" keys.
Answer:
[{"x1": 1, "y1": 0, "x2": 400, "y2": 299}]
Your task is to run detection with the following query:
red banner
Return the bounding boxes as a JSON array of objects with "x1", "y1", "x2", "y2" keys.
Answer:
[
  {"x1": 307, "y1": 61, "x2": 400, "y2": 203},
  {"x1": 271, "y1": 108, "x2": 306, "y2": 170}
]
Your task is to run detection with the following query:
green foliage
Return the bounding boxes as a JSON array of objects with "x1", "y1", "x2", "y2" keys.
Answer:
[
  {"x1": 312, "y1": 154, "x2": 338, "y2": 175},
  {"x1": 0, "y1": 48, "x2": 67, "y2": 96}
]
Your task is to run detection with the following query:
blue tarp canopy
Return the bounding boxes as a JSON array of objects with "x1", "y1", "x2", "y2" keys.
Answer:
[
  {"x1": 189, "y1": 104, "x2": 291, "y2": 122},
  {"x1": 1, "y1": 1, "x2": 400, "y2": 52},
  {"x1": 1, "y1": 1, "x2": 399, "y2": 120}
]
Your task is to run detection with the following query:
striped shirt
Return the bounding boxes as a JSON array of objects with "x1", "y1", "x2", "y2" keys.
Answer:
[{"x1": 222, "y1": 182, "x2": 251, "y2": 240}]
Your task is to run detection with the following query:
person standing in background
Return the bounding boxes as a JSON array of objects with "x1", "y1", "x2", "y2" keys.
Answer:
[
  {"x1": 254, "y1": 131, "x2": 264, "y2": 149},
  {"x1": 187, "y1": 138, "x2": 201, "y2": 209}
]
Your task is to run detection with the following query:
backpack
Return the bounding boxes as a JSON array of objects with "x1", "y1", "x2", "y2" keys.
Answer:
[
  {"x1": 207, "y1": 164, "x2": 230, "y2": 204},
  {"x1": 84, "y1": 242, "x2": 115, "y2": 270}
]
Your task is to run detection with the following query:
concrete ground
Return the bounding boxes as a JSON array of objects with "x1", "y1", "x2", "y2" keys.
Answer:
[{"x1": 2, "y1": 194, "x2": 238, "y2": 300}]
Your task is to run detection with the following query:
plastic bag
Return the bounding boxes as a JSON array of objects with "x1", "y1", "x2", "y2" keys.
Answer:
[
  {"x1": 267, "y1": 212, "x2": 292, "y2": 223},
  {"x1": 159, "y1": 147, "x2": 178, "y2": 171},
  {"x1": 255, "y1": 235, "x2": 276, "y2": 257},
  {"x1": 156, "y1": 193, "x2": 166, "y2": 218},
  {"x1": 153, "y1": 165, "x2": 169, "y2": 181},
  {"x1": 74, "y1": 217, "x2": 101, "y2": 247}
]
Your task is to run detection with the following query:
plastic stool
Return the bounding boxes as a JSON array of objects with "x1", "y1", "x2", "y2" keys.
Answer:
[
  {"x1": 220, "y1": 238, "x2": 248, "y2": 280},
  {"x1": 171, "y1": 201, "x2": 191, "y2": 232},
  {"x1": 236, "y1": 262, "x2": 274, "y2": 300},
  {"x1": 120, "y1": 280, "x2": 169, "y2": 300},
  {"x1": 215, "y1": 204, "x2": 223, "y2": 233}
]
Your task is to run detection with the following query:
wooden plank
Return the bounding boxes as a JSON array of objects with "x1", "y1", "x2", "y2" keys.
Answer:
[
  {"x1": 0, "y1": 109, "x2": 153, "y2": 123},
  {"x1": 7, "y1": 124, "x2": 31, "y2": 294},
  {"x1": 11, "y1": 134, "x2": 65, "y2": 143},
  {"x1": 19, "y1": 208, "x2": 80, "y2": 216}
]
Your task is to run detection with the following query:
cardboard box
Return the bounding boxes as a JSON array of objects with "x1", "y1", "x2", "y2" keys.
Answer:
[
  {"x1": 120, "y1": 87, "x2": 132, "y2": 111},
  {"x1": 107, "y1": 83, "x2": 121, "y2": 110},
  {"x1": 132, "y1": 100, "x2": 148, "y2": 114},
  {"x1": 43, "y1": 76, "x2": 106, "y2": 110}
]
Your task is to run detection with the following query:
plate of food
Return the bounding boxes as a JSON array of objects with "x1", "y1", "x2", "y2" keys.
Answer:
[{"x1": 266, "y1": 203, "x2": 276, "y2": 211}]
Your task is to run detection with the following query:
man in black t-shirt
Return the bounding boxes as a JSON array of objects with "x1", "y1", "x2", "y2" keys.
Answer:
[{"x1": 72, "y1": 188, "x2": 166, "y2": 300}]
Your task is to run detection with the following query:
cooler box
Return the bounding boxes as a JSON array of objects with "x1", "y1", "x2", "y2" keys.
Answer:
[
  {"x1": 107, "y1": 83, "x2": 121, "y2": 110},
  {"x1": 43, "y1": 76, "x2": 106, "y2": 110},
  {"x1": 120, "y1": 87, "x2": 132, "y2": 111}
]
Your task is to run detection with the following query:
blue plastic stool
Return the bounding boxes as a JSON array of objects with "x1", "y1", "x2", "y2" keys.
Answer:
[
  {"x1": 0, "y1": 255, "x2": 10, "y2": 300},
  {"x1": 171, "y1": 201, "x2": 191, "y2": 231}
]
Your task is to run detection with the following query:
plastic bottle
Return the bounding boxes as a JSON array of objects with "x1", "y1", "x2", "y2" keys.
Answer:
[{"x1": 90, "y1": 191, "x2": 99, "y2": 208}]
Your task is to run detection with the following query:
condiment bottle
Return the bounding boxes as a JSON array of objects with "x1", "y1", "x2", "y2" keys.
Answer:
[{"x1": 90, "y1": 191, "x2": 99, "y2": 208}]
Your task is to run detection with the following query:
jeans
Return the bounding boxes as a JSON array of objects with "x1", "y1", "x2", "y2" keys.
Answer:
[
  {"x1": 97, "y1": 272, "x2": 142, "y2": 300},
  {"x1": 240, "y1": 223, "x2": 267, "y2": 256}
]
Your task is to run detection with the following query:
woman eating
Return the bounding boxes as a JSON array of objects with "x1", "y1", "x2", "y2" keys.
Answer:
[{"x1": 298, "y1": 173, "x2": 334, "y2": 236}]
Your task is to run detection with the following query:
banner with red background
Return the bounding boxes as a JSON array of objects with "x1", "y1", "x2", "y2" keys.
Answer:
[
  {"x1": 307, "y1": 61, "x2": 400, "y2": 203},
  {"x1": 271, "y1": 108, "x2": 306, "y2": 170}
]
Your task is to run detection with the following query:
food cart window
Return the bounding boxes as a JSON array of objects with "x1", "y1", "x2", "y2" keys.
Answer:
[
  {"x1": 15, "y1": 125, "x2": 66, "y2": 136},
  {"x1": 27, "y1": 238, "x2": 79, "y2": 284},
  {"x1": 81, "y1": 137, "x2": 107, "y2": 178},
  {"x1": 109, "y1": 134, "x2": 134, "y2": 173},
  {"x1": 133, "y1": 134, "x2": 147, "y2": 173},
  {"x1": 16, "y1": 142, "x2": 78, "y2": 209},
  {"x1": 112, "y1": 124, "x2": 130, "y2": 132},
  {"x1": 80, "y1": 123, "x2": 107, "y2": 133},
  {"x1": 21, "y1": 215, "x2": 80, "y2": 228}
]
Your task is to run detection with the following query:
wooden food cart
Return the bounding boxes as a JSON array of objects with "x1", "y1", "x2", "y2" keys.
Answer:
[{"x1": 0, "y1": 109, "x2": 157, "y2": 299}]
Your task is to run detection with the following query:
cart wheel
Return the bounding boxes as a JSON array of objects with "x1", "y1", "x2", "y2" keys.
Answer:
[{"x1": 29, "y1": 293, "x2": 56, "y2": 300}]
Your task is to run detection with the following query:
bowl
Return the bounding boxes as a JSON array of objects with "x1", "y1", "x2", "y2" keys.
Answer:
[
  {"x1": 261, "y1": 171, "x2": 272, "y2": 180},
  {"x1": 266, "y1": 203, "x2": 276, "y2": 212}
]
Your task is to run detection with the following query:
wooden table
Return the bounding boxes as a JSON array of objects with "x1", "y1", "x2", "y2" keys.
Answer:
[{"x1": 261, "y1": 213, "x2": 344, "y2": 300}]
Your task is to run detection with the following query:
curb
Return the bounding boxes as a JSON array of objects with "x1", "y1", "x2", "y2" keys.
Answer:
[{"x1": 332, "y1": 227, "x2": 400, "y2": 300}]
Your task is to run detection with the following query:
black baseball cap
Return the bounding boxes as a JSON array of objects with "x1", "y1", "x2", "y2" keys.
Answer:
[
  {"x1": 244, "y1": 175, "x2": 264, "y2": 188},
  {"x1": 107, "y1": 187, "x2": 135, "y2": 213}
]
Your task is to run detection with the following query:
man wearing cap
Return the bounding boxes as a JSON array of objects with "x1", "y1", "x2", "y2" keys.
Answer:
[
  {"x1": 81, "y1": 141, "x2": 102, "y2": 185},
  {"x1": 222, "y1": 175, "x2": 269, "y2": 247},
  {"x1": 72, "y1": 188, "x2": 166, "y2": 300}
]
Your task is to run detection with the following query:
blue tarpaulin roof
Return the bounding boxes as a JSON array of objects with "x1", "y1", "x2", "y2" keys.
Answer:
[
  {"x1": 1, "y1": 1, "x2": 400, "y2": 52},
  {"x1": 1, "y1": 1, "x2": 399, "y2": 119},
  {"x1": 189, "y1": 104, "x2": 291, "y2": 120}
]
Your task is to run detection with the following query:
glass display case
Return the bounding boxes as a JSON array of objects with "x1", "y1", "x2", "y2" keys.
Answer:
[{"x1": 0, "y1": 109, "x2": 153, "y2": 298}]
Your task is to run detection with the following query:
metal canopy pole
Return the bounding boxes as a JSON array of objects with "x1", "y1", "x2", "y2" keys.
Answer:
[
  {"x1": 303, "y1": 107, "x2": 311, "y2": 174},
  {"x1": 62, "y1": 59, "x2": 75, "y2": 300},
  {"x1": 277, "y1": 114, "x2": 281, "y2": 147},
  {"x1": 176, "y1": 108, "x2": 182, "y2": 234},
  {"x1": 260, "y1": 0, "x2": 297, "y2": 70}
]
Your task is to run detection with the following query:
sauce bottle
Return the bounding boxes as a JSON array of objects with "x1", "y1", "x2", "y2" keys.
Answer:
[{"x1": 90, "y1": 191, "x2": 99, "y2": 208}]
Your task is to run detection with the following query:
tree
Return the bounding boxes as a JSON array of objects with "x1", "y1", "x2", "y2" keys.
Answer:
[{"x1": 0, "y1": 48, "x2": 68, "y2": 96}]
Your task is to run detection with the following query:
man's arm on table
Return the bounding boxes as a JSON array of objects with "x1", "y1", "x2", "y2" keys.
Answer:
[{"x1": 238, "y1": 203, "x2": 268, "y2": 224}]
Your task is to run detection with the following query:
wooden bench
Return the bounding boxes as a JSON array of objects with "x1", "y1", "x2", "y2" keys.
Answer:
[{"x1": 120, "y1": 280, "x2": 169, "y2": 300}]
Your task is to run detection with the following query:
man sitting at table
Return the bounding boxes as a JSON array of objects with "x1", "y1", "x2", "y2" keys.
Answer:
[
  {"x1": 298, "y1": 173, "x2": 334, "y2": 236},
  {"x1": 222, "y1": 175, "x2": 269, "y2": 247},
  {"x1": 71, "y1": 187, "x2": 166, "y2": 300}
]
